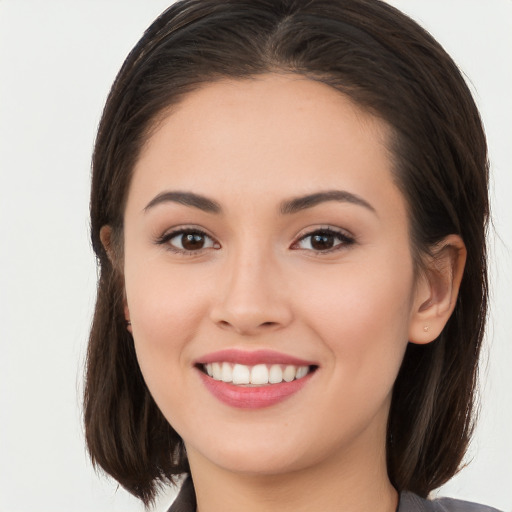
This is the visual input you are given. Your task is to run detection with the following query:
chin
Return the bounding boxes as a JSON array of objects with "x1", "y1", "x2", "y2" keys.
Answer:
[{"x1": 196, "y1": 442, "x2": 318, "y2": 477}]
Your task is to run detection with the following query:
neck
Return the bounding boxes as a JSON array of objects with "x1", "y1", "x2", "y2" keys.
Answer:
[{"x1": 186, "y1": 420, "x2": 398, "y2": 512}]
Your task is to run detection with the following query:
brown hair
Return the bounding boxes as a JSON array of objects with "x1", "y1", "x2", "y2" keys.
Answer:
[{"x1": 84, "y1": 0, "x2": 489, "y2": 506}]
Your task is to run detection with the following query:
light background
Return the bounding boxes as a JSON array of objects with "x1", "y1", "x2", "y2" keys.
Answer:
[{"x1": 0, "y1": 1, "x2": 510, "y2": 511}]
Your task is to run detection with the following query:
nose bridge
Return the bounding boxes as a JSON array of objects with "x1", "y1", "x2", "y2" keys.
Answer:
[{"x1": 210, "y1": 237, "x2": 292, "y2": 334}]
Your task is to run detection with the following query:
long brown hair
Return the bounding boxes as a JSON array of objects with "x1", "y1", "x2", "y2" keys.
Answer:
[{"x1": 84, "y1": 0, "x2": 489, "y2": 506}]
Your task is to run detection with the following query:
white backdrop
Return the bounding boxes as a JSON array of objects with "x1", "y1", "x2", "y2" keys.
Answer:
[{"x1": 0, "y1": 2, "x2": 510, "y2": 511}]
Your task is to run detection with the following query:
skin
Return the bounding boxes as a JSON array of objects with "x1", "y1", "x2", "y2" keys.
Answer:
[{"x1": 102, "y1": 74, "x2": 466, "y2": 512}]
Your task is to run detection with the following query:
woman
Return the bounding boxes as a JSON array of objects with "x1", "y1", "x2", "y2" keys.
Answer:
[{"x1": 83, "y1": 1, "x2": 498, "y2": 511}]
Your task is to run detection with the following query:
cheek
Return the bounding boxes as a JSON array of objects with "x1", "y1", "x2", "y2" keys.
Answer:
[
  {"x1": 124, "y1": 258, "x2": 212, "y2": 375},
  {"x1": 295, "y1": 262, "x2": 414, "y2": 443},
  {"x1": 296, "y1": 256, "x2": 414, "y2": 377},
  {"x1": 123, "y1": 262, "x2": 216, "y2": 423}
]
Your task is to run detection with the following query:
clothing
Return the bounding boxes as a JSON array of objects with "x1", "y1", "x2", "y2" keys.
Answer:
[
  {"x1": 398, "y1": 491, "x2": 502, "y2": 512},
  {"x1": 168, "y1": 477, "x2": 196, "y2": 512},
  {"x1": 167, "y1": 477, "x2": 502, "y2": 512}
]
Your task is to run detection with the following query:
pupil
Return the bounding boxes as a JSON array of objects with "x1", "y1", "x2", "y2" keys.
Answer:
[
  {"x1": 182, "y1": 233, "x2": 204, "y2": 250},
  {"x1": 311, "y1": 233, "x2": 334, "y2": 250}
]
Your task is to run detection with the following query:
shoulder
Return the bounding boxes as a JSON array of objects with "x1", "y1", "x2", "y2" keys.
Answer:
[
  {"x1": 167, "y1": 482, "x2": 504, "y2": 512},
  {"x1": 399, "y1": 491, "x2": 503, "y2": 512},
  {"x1": 167, "y1": 477, "x2": 196, "y2": 512}
]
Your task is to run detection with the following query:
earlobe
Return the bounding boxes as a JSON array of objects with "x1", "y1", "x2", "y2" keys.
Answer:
[
  {"x1": 100, "y1": 225, "x2": 132, "y2": 332},
  {"x1": 409, "y1": 235, "x2": 466, "y2": 344}
]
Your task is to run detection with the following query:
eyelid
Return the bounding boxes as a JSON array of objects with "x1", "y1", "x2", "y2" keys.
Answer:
[
  {"x1": 291, "y1": 226, "x2": 356, "y2": 253},
  {"x1": 155, "y1": 225, "x2": 220, "y2": 254},
  {"x1": 153, "y1": 224, "x2": 355, "y2": 255}
]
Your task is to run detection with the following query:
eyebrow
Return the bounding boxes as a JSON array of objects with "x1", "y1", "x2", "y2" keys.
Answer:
[
  {"x1": 144, "y1": 191, "x2": 221, "y2": 214},
  {"x1": 280, "y1": 190, "x2": 376, "y2": 215},
  {"x1": 143, "y1": 189, "x2": 376, "y2": 216}
]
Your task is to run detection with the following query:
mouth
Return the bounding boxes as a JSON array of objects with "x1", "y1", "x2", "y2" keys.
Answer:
[
  {"x1": 196, "y1": 362, "x2": 317, "y2": 386},
  {"x1": 194, "y1": 349, "x2": 318, "y2": 409}
]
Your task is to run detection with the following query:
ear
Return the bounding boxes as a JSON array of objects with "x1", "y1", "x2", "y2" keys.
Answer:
[
  {"x1": 408, "y1": 234, "x2": 466, "y2": 344},
  {"x1": 99, "y1": 225, "x2": 132, "y2": 333},
  {"x1": 100, "y1": 225, "x2": 115, "y2": 264}
]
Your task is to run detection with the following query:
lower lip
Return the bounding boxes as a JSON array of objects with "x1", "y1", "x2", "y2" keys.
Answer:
[{"x1": 198, "y1": 370, "x2": 313, "y2": 409}]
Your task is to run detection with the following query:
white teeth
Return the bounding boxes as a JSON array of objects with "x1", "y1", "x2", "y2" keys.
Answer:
[
  {"x1": 296, "y1": 366, "x2": 308, "y2": 379},
  {"x1": 203, "y1": 362, "x2": 312, "y2": 385},
  {"x1": 268, "y1": 364, "x2": 283, "y2": 384},
  {"x1": 283, "y1": 365, "x2": 296, "y2": 382},
  {"x1": 232, "y1": 364, "x2": 250, "y2": 384},
  {"x1": 250, "y1": 364, "x2": 269, "y2": 385},
  {"x1": 221, "y1": 362, "x2": 233, "y2": 382},
  {"x1": 212, "y1": 362, "x2": 222, "y2": 380}
]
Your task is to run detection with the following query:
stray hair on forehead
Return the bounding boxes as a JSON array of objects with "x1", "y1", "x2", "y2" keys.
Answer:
[{"x1": 85, "y1": 0, "x2": 489, "y2": 506}]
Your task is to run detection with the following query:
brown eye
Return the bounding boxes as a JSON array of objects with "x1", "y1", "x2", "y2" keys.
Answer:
[
  {"x1": 310, "y1": 233, "x2": 336, "y2": 250},
  {"x1": 182, "y1": 233, "x2": 206, "y2": 250},
  {"x1": 294, "y1": 229, "x2": 354, "y2": 252},
  {"x1": 165, "y1": 230, "x2": 217, "y2": 252}
]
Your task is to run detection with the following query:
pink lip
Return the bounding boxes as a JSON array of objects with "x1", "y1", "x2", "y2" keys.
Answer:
[
  {"x1": 197, "y1": 370, "x2": 314, "y2": 409},
  {"x1": 195, "y1": 349, "x2": 317, "y2": 409},
  {"x1": 196, "y1": 349, "x2": 316, "y2": 366}
]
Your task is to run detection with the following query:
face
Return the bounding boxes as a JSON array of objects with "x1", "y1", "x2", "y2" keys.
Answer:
[{"x1": 122, "y1": 74, "x2": 421, "y2": 477}]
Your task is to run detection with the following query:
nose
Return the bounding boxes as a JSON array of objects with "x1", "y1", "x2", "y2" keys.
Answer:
[{"x1": 209, "y1": 249, "x2": 293, "y2": 336}]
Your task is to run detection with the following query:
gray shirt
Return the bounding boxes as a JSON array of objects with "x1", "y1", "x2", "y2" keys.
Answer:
[
  {"x1": 399, "y1": 491, "x2": 502, "y2": 512},
  {"x1": 167, "y1": 477, "x2": 502, "y2": 512}
]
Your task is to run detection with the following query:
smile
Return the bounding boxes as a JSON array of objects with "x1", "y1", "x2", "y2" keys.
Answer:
[
  {"x1": 195, "y1": 349, "x2": 318, "y2": 409},
  {"x1": 202, "y1": 362, "x2": 312, "y2": 385}
]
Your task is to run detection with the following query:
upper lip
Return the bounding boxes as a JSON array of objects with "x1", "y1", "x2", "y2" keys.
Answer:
[{"x1": 195, "y1": 349, "x2": 317, "y2": 367}]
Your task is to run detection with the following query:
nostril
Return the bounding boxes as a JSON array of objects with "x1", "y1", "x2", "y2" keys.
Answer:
[{"x1": 214, "y1": 318, "x2": 281, "y2": 334}]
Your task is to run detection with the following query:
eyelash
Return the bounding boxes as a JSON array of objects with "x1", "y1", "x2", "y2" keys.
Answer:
[
  {"x1": 292, "y1": 227, "x2": 355, "y2": 254},
  {"x1": 155, "y1": 227, "x2": 220, "y2": 255},
  {"x1": 155, "y1": 227, "x2": 355, "y2": 255}
]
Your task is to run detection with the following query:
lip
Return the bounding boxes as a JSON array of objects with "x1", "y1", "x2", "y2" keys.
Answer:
[
  {"x1": 194, "y1": 349, "x2": 318, "y2": 409},
  {"x1": 197, "y1": 370, "x2": 315, "y2": 409},
  {"x1": 195, "y1": 348, "x2": 316, "y2": 366}
]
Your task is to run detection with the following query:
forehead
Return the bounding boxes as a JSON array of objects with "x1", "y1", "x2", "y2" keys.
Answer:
[
  {"x1": 142, "y1": 73, "x2": 390, "y2": 160},
  {"x1": 129, "y1": 73, "x2": 402, "y2": 218}
]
